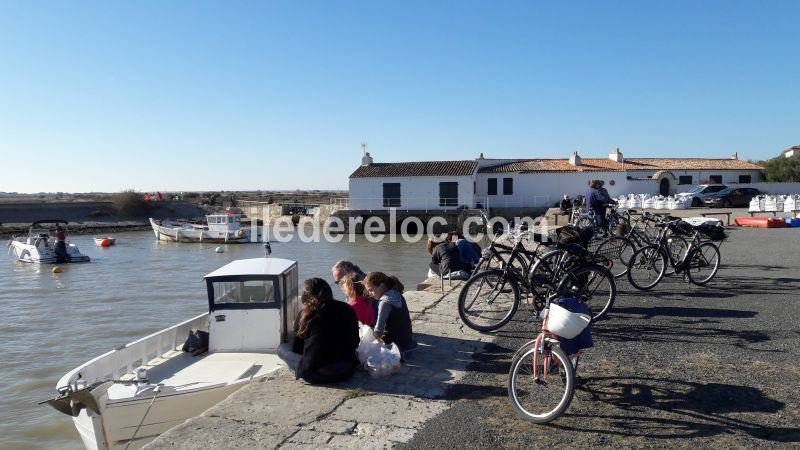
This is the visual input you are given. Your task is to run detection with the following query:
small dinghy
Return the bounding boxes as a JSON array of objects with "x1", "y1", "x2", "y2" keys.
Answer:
[
  {"x1": 7, "y1": 220, "x2": 90, "y2": 264},
  {"x1": 44, "y1": 250, "x2": 300, "y2": 449},
  {"x1": 94, "y1": 237, "x2": 116, "y2": 247}
]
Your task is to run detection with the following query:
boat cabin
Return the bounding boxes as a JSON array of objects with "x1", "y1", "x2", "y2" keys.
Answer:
[
  {"x1": 204, "y1": 257, "x2": 300, "y2": 352},
  {"x1": 206, "y1": 213, "x2": 244, "y2": 233}
]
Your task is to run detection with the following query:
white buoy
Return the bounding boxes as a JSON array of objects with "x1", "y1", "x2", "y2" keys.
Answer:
[{"x1": 214, "y1": 246, "x2": 224, "y2": 253}]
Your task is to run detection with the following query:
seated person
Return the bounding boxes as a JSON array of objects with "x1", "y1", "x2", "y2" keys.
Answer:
[
  {"x1": 291, "y1": 278, "x2": 359, "y2": 384},
  {"x1": 363, "y1": 272, "x2": 416, "y2": 360},
  {"x1": 339, "y1": 273, "x2": 375, "y2": 327},
  {"x1": 426, "y1": 236, "x2": 466, "y2": 276},
  {"x1": 451, "y1": 232, "x2": 480, "y2": 270}
]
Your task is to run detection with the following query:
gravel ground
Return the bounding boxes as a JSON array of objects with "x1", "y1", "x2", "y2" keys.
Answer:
[{"x1": 403, "y1": 227, "x2": 800, "y2": 449}]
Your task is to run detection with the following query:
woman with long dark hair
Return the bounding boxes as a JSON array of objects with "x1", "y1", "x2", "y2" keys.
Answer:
[{"x1": 292, "y1": 278, "x2": 359, "y2": 384}]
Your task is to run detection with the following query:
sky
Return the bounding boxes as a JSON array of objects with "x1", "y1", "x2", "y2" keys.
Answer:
[{"x1": 1, "y1": 0, "x2": 798, "y2": 193}]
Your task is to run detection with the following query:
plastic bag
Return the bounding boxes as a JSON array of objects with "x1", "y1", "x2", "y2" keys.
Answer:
[{"x1": 356, "y1": 324, "x2": 401, "y2": 378}]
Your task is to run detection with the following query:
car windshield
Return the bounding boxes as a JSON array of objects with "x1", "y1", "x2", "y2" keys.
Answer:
[
  {"x1": 686, "y1": 186, "x2": 705, "y2": 194},
  {"x1": 716, "y1": 188, "x2": 732, "y2": 196}
]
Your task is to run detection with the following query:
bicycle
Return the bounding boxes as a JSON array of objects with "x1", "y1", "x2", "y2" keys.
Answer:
[
  {"x1": 458, "y1": 234, "x2": 616, "y2": 332},
  {"x1": 507, "y1": 297, "x2": 587, "y2": 423},
  {"x1": 627, "y1": 219, "x2": 723, "y2": 290}
]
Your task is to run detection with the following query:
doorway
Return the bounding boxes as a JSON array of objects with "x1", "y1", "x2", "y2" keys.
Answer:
[{"x1": 659, "y1": 178, "x2": 670, "y2": 196}]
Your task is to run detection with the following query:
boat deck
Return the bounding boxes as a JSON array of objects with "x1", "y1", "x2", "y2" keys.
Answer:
[{"x1": 107, "y1": 350, "x2": 283, "y2": 400}]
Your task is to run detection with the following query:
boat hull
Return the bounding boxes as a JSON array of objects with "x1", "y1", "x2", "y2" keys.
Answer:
[{"x1": 8, "y1": 240, "x2": 90, "y2": 264}]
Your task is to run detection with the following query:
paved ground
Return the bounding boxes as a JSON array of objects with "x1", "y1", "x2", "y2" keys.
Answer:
[{"x1": 148, "y1": 227, "x2": 800, "y2": 449}]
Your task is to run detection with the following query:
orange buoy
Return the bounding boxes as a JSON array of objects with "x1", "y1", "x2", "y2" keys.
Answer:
[
  {"x1": 52, "y1": 266, "x2": 63, "y2": 273},
  {"x1": 100, "y1": 238, "x2": 112, "y2": 247}
]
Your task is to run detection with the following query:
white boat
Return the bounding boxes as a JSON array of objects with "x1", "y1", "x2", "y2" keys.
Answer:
[
  {"x1": 7, "y1": 220, "x2": 91, "y2": 264},
  {"x1": 150, "y1": 213, "x2": 257, "y2": 243},
  {"x1": 45, "y1": 255, "x2": 300, "y2": 449}
]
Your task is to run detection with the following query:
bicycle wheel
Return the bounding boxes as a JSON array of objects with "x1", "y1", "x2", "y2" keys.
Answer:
[
  {"x1": 627, "y1": 245, "x2": 667, "y2": 291},
  {"x1": 593, "y1": 236, "x2": 635, "y2": 278},
  {"x1": 508, "y1": 340, "x2": 575, "y2": 423},
  {"x1": 458, "y1": 270, "x2": 520, "y2": 332},
  {"x1": 685, "y1": 242, "x2": 721, "y2": 285},
  {"x1": 556, "y1": 264, "x2": 616, "y2": 321},
  {"x1": 493, "y1": 250, "x2": 529, "y2": 277},
  {"x1": 529, "y1": 249, "x2": 566, "y2": 298},
  {"x1": 666, "y1": 235, "x2": 689, "y2": 263}
]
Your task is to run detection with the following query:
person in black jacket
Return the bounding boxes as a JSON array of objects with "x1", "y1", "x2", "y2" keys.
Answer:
[
  {"x1": 427, "y1": 236, "x2": 466, "y2": 276},
  {"x1": 291, "y1": 278, "x2": 359, "y2": 384}
]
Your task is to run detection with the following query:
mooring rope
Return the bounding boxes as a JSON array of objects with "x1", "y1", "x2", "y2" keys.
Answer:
[{"x1": 124, "y1": 386, "x2": 160, "y2": 450}]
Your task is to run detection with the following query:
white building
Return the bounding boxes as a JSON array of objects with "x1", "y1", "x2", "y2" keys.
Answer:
[
  {"x1": 784, "y1": 145, "x2": 799, "y2": 158},
  {"x1": 348, "y1": 149, "x2": 765, "y2": 211}
]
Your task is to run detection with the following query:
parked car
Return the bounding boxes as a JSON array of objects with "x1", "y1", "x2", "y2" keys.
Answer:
[
  {"x1": 703, "y1": 187, "x2": 761, "y2": 208},
  {"x1": 677, "y1": 184, "x2": 729, "y2": 207}
]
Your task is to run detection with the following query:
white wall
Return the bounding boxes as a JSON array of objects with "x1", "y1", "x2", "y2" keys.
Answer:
[
  {"x1": 476, "y1": 172, "x2": 633, "y2": 208},
  {"x1": 348, "y1": 175, "x2": 475, "y2": 211},
  {"x1": 627, "y1": 169, "x2": 763, "y2": 185}
]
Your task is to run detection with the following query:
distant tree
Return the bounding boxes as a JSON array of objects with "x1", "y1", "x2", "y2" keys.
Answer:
[
  {"x1": 761, "y1": 156, "x2": 800, "y2": 182},
  {"x1": 113, "y1": 189, "x2": 151, "y2": 216}
]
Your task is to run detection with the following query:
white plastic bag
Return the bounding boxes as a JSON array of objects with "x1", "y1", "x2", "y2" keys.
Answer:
[
  {"x1": 749, "y1": 196, "x2": 763, "y2": 212},
  {"x1": 356, "y1": 324, "x2": 401, "y2": 378}
]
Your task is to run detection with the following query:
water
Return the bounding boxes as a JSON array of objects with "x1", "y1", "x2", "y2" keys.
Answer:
[{"x1": 0, "y1": 230, "x2": 430, "y2": 449}]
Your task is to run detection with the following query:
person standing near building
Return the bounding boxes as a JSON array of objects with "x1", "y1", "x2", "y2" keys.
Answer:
[{"x1": 585, "y1": 180, "x2": 616, "y2": 231}]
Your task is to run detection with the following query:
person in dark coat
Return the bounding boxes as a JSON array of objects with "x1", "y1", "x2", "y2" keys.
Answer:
[
  {"x1": 292, "y1": 278, "x2": 359, "y2": 384},
  {"x1": 427, "y1": 237, "x2": 466, "y2": 276},
  {"x1": 585, "y1": 180, "x2": 616, "y2": 231}
]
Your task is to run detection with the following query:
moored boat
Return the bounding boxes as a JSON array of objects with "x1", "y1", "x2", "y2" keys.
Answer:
[
  {"x1": 149, "y1": 213, "x2": 257, "y2": 243},
  {"x1": 93, "y1": 237, "x2": 116, "y2": 246},
  {"x1": 44, "y1": 255, "x2": 300, "y2": 449},
  {"x1": 7, "y1": 220, "x2": 90, "y2": 264}
]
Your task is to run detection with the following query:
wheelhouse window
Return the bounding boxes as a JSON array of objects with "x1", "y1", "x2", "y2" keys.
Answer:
[
  {"x1": 503, "y1": 177, "x2": 513, "y2": 195},
  {"x1": 487, "y1": 178, "x2": 497, "y2": 195},
  {"x1": 709, "y1": 175, "x2": 723, "y2": 184},
  {"x1": 678, "y1": 176, "x2": 693, "y2": 185},
  {"x1": 738, "y1": 175, "x2": 752, "y2": 184},
  {"x1": 382, "y1": 183, "x2": 401, "y2": 207},
  {"x1": 439, "y1": 182, "x2": 458, "y2": 207},
  {"x1": 211, "y1": 279, "x2": 277, "y2": 306}
]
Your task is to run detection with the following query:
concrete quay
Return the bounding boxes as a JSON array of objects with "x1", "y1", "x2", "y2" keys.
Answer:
[{"x1": 146, "y1": 278, "x2": 492, "y2": 449}]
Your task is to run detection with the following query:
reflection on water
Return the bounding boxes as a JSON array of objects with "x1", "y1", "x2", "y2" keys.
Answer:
[{"x1": 0, "y1": 230, "x2": 430, "y2": 449}]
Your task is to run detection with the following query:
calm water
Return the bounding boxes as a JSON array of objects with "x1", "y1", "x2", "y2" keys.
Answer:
[{"x1": 0, "y1": 230, "x2": 430, "y2": 449}]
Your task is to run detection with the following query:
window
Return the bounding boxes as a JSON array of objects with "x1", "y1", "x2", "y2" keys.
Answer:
[
  {"x1": 487, "y1": 178, "x2": 497, "y2": 195},
  {"x1": 706, "y1": 185, "x2": 726, "y2": 193},
  {"x1": 212, "y1": 280, "x2": 276, "y2": 305},
  {"x1": 439, "y1": 182, "x2": 458, "y2": 207},
  {"x1": 709, "y1": 175, "x2": 723, "y2": 184},
  {"x1": 738, "y1": 175, "x2": 752, "y2": 184},
  {"x1": 503, "y1": 178, "x2": 513, "y2": 195},
  {"x1": 382, "y1": 183, "x2": 401, "y2": 207},
  {"x1": 678, "y1": 176, "x2": 693, "y2": 185}
]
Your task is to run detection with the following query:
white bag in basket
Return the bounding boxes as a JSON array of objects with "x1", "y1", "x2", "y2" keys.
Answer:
[{"x1": 356, "y1": 324, "x2": 401, "y2": 378}]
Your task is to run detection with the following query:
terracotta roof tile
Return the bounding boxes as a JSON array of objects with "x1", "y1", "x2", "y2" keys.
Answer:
[
  {"x1": 350, "y1": 160, "x2": 477, "y2": 178},
  {"x1": 478, "y1": 158, "x2": 763, "y2": 173}
]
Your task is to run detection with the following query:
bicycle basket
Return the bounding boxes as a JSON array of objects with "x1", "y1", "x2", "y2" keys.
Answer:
[
  {"x1": 557, "y1": 225, "x2": 592, "y2": 247},
  {"x1": 696, "y1": 223, "x2": 728, "y2": 241},
  {"x1": 548, "y1": 298, "x2": 593, "y2": 354},
  {"x1": 668, "y1": 220, "x2": 694, "y2": 236}
]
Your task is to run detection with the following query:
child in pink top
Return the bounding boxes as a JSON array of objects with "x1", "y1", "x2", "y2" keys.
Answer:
[{"x1": 340, "y1": 274, "x2": 376, "y2": 327}]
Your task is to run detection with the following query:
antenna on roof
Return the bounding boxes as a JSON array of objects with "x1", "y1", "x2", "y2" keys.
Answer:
[{"x1": 361, "y1": 142, "x2": 368, "y2": 156}]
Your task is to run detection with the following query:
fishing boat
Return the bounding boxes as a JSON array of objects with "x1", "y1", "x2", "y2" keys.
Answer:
[
  {"x1": 149, "y1": 213, "x2": 257, "y2": 243},
  {"x1": 94, "y1": 237, "x2": 116, "y2": 246},
  {"x1": 44, "y1": 251, "x2": 300, "y2": 449},
  {"x1": 7, "y1": 220, "x2": 91, "y2": 264}
]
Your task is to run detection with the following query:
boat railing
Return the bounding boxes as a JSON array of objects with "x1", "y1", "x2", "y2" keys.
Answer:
[{"x1": 57, "y1": 313, "x2": 209, "y2": 389}]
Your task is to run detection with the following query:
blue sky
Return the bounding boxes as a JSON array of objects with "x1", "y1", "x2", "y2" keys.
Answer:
[{"x1": 1, "y1": 1, "x2": 798, "y2": 193}]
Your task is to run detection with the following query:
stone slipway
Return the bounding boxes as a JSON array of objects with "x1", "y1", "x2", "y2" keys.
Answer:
[{"x1": 146, "y1": 278, "x2": 491, "y2": 449}]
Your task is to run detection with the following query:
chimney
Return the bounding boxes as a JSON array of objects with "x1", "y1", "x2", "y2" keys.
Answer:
[
  {"x1": 361, "y1": 152, "x2": 373, "y2": 166},
  {"x1": 569, "y1": 151, "x2": 582, "y2": 166},
  {"x1": 609, "y1": 147, "x2": 623, "y2": 163},
  {"x1": 478, "y1": 152, "x2": 484, "y2": 159},
  {"x1": 361, "y1": 142, "x2": 373, "y2": 166},
  {"x1": 731, "y1": 151, "x2": 738, "y2": 160}
]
